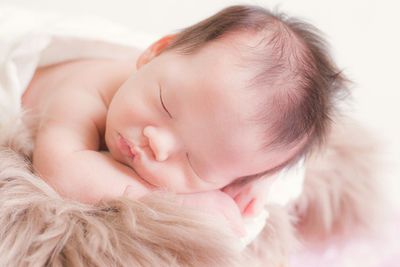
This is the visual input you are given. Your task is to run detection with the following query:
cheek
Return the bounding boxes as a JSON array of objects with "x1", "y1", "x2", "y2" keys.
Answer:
[
  {"x1": 148, "y1": 158, "x2": 197, "y2": 189},
  {"x1": 110, "y1": 96, "x2": 139, "y2": 126},
  {"x1": 120, "y1": 89, "x2": 156, "y2": 124}
]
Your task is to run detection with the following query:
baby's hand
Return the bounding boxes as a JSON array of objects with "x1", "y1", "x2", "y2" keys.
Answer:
[
  {"x1": 124, "y1": 187, "x2": 245, "y2": 238},
  {"x1": 222, "y1": 176, "x2": 276, "y2": 217},
  {"x1": 176, "y1": 190, "x2": 246, "y2": 238}
]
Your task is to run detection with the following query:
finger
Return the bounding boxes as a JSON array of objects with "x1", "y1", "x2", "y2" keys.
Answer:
[
  {"x1": 243, "y1": 198, "x2": 256, "y2": 217},
  {"x1": 219, "y1": 200, "x2": 246, "y2": 237},
  {"x1": 233, "y1": 187, "x2": 253, "y2": 214},
  {"x1": 221, "y1": 183, "x2": 243, "y2": 199},
  {"x1": 242, "y1": 193, "x2": 267, "y2": 217},
  {"x1": 227, "y1": 213, "x2": 246, "y2": 238}
]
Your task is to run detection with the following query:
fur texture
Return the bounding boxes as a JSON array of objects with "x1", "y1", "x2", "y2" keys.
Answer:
[
  {"x1": 0, "y1": 111, "x2": 244, "y2": 266},
  {"x1": 0, "y1": 151, "x2": 247, "y2": 266},
  {"x1": 0, "y1": 108, "x2": 381, "y2": 266},
  {"x1": 0, "y1": 111, "x2": 293, "y2": 266}
]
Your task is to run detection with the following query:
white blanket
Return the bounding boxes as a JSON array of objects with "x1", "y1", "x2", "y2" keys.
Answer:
[
  {"x1": 0, "y1": 5, "x2": 305, "y2": 248},
  {"x1": 0, "y1": 5, "x2": 153, "y2": 113}
]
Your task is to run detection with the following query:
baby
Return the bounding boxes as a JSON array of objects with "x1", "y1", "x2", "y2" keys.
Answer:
[{"x1": 21, "y1": 5, "x2": 346, "y2": 236}]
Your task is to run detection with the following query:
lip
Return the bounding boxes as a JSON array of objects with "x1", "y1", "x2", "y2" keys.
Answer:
[
  {"x1": 117, "y1": 133, "x2": 136, "y2": 160},
  {"x1": 116, "y1": 133, "x2": 157, "y2": 189},
  {"x1": 117, "y1": 132, "x2": 157, "y2": 188}
]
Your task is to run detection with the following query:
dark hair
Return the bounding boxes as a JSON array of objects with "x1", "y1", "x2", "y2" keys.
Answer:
[{"x1": 165, "y1": 5, "x2": 349, "y2": 179}]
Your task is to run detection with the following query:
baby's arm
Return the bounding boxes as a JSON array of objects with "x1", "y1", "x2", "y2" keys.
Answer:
[
  {"x1": 33, "y1": 119, "x2": 245, "y2": 236},
  {"x1": 33, "y1": 119, "x2": 151, "y2": 204},
  {"x1": 124, "y1": 186, "x2": 245, "y2": 237}
]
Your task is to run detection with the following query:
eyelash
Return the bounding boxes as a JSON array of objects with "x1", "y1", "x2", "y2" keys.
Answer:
[
  {"x1": 159, "y1": 86, "x2": 173, "y2": 119},
  {"x1": 186, "y1": 152, "x2": 203, "y2": 179}
]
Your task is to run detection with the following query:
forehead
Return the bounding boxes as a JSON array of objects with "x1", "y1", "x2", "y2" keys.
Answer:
[
  {"x1": 165, "y1": 37, "x2": 258, "y2": 117},
  {"x1": 158, "y1": 43, "x2": 274, "y2": 176}
]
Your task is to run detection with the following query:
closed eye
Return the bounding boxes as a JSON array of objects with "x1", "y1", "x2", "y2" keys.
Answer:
[
  {"x1": 187, "y1": 153, "x2": 219, "y2": 185},
  {"x1": 186, "y1": 152, "x2": 203, "y2": 179},
  {"x1": 159, "y1": 85, "x2": 173, "y2": 119}
]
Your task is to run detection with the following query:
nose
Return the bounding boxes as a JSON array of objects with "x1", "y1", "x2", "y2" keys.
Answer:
[{"x1": 143, "y1": 126, "x2": 179, "y2": 161}]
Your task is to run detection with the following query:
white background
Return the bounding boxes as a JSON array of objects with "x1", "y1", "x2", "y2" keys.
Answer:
[{"x1": 1, "y1": 0, "x2": 399, "y2": 200}]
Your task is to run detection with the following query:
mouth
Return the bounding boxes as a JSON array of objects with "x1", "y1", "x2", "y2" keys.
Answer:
[
  {"x1": 117, "y1": 133, "x2": 156, "y2": 188},
  {"x1": 118, "y1": 133, "x2": 136, "y2": 160}
]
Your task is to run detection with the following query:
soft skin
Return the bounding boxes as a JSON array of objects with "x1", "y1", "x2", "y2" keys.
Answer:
[
  {"x1": 22, "y1": 33, "x2": 302, "y2": 236},
  {"x1": 105, "y1": 33, "x2": 304, "y2": 214},
  {"x1": 106, "y1": 35, "x2": 270, "y2": 192}
]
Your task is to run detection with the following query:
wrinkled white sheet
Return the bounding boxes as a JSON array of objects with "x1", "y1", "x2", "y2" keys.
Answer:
[{"x1": 0, "y1": 5, "x2": 305, "y2": 248}]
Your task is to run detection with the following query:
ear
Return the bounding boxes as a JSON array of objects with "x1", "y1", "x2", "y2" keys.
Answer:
[{"x1": 136, "y1": 34, "x2": 177, "y2": 69}]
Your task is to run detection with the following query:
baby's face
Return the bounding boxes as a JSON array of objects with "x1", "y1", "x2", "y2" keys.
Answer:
[{"x1": 105, "y1": 38, "x2": 295, "y2": 193}]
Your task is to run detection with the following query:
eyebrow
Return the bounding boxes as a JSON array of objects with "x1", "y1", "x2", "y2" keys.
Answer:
[{"x1": 159, "y1": 85, "x2": 173, "y2": 119}]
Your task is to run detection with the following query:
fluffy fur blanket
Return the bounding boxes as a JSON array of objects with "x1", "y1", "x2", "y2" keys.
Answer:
[{"x1": 0, "y1": 108, "x2": 381, "y2": 266}]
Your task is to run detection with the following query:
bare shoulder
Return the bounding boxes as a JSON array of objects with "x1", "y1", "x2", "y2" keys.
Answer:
[{"x1": 24, "y1": 58, "x2": 136, "y2": 150}]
